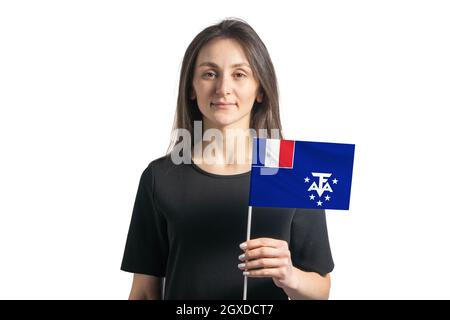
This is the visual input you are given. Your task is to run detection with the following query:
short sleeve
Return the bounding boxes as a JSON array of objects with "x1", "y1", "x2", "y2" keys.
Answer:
[
  {"x1": 289, "y1": 209, "x2": 334, "y2": 276},
  {"x1": 120, "y1": 164, "x2": 168, "y2": 277}
]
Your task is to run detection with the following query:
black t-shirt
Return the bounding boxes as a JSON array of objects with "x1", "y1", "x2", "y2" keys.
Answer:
[{"x1": 121, "y1": 154, "x2": 334, "y2": 300}]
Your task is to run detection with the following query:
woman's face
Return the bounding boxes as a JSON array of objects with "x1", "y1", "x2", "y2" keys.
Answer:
[{"x1": 191, "y1": 38, "x2": 262, "y2": 130}]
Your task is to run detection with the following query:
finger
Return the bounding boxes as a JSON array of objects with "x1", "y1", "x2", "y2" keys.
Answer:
[
  {"x1": 240, "y1": 238, "x2": 288, "y2": 251},
  {"x1": 239, "y1": 247, "x2": 281, "y2": 261},
  {"x1": 238, "y1": 258, "x2": 284, "y2": 270},
  {"x1": 243, "y1": 268, "x2": 281, "y2": 278}
]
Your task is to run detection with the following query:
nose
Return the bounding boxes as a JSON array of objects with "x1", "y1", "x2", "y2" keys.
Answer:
[{"x1": 215, "y1": 74, "x2": 232, "y2": 96}]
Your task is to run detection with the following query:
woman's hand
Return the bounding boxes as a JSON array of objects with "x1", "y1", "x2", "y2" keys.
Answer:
[{"x1": 238, "y1": 237, "x2": 299, "y2": 290}]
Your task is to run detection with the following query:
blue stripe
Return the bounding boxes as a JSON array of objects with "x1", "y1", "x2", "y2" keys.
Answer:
[
  {"x1": 258, "y1": 138, "x2": 266, "y2": 166},
  {"x1": 252, "y1": 138, "x2": 266, "y2": 166}
]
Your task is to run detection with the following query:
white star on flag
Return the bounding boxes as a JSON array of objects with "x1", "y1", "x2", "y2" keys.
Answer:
[{"x1": 304, "y1": 177, "x2": 310, "y2": 183}]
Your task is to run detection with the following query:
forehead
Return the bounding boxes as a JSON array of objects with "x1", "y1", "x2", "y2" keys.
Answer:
[{"x1": 196, "y1": 38, "x2": 250, "y2": 67}]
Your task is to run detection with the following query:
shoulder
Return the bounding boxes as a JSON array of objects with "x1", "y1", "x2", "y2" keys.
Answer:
[
  {"x1": 148, "y1": 154, "x2": 174, "y2": 171},
  {"x1": 140, "y1": 154, "x2": 170, "y2": 179},
  {"x1": 142, "y1": 153, "x2": 188, "y2": 184}
]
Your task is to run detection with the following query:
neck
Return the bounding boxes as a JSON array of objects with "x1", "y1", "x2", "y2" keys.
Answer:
[{"x1": 194, "y1": 118, "x2": 253, "y2": 166}]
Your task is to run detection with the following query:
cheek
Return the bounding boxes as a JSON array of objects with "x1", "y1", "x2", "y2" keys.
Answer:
[
  {"x1": 194, "y1": 80, "x2": 214, "y2": 98},
  {"x1": 193, "y1": 82, "x2": 213, "y2": 111},
  {"x1": 238, "y1": 84, "x2": 259, "y2": 104}
]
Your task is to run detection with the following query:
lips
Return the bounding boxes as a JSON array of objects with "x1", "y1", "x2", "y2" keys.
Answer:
[{"x1": 211, "y1": 102, "x2": 237, "y2": 109}]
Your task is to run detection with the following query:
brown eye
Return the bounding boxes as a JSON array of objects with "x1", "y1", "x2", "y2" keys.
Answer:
[
  {"x1": 203, "y1": 71, "x2": 216, "y2": 79},
  {"x1": 235, "y1": 72, "x2": 247, "y2": 79}
]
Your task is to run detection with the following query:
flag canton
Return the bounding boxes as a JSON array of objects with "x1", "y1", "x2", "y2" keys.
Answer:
[{"x1": 252, "y1": 138, "x2": 295, "y2": 168}]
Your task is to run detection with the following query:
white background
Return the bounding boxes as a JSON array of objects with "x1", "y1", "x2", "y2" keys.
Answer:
[{"x1": 1, "y1": 0, "x2": 449, "y2": 299}]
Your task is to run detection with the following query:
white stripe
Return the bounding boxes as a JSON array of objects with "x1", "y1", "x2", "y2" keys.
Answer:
[{"x1": 265, "y1": 139, "x2": 280, "y2": 167}]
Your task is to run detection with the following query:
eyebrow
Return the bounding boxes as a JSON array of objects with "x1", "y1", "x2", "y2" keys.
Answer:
[{"x1": 198, "y1": 62, "x2": 251, "y2": 69}]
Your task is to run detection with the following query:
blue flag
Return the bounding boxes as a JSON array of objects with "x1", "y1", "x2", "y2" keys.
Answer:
[{"x1": 249, "y1": 138, "x2": 355, "y2": 210}]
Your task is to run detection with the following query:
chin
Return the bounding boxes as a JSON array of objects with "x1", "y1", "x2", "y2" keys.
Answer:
[{"x1": 209, "y1": 116, "x2": 241, "y2": 128}]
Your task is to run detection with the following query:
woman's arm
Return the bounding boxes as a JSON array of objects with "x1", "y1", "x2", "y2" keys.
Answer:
[
  {"x1": 128, "y1": 273, "x2": 162, "y2": 300},
  {"x1": 281, "y1": 268, "x2": 330, "y2": 300}
]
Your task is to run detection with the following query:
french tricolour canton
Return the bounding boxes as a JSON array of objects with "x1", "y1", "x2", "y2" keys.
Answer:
[{"x1": 249, "y1": 138, "x2": 355, "y2": 210}]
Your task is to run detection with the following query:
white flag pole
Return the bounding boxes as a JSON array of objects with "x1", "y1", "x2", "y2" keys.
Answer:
[{"x1": 243, "y1": 205, "x2": 252, "y2": 300}]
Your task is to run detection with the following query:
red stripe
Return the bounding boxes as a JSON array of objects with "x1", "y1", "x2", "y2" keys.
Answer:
[{"x1": 279, "y1": 140, "x2": 295, "y2": 168}]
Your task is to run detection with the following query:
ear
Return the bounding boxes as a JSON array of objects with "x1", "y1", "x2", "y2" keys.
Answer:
[
  {"x1": 190, "y1": 88, "x2": 196, "y2": 100},
  {"x1": 256, "y1": 91, "x2": 263, "y2": 103}
]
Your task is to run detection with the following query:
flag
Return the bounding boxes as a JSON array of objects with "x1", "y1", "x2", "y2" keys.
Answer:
[{"x1": 249, "y1": 138, "x2": 355, "y2": 210}]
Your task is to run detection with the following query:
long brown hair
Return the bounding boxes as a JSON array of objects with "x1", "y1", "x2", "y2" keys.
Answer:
[{"x1": 167, "y1": 18, "x2": 283, "y2": 154}]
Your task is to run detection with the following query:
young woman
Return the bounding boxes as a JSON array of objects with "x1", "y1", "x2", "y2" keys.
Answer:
[{"x1": 121, "y1": 18, "x2": 334, "y2": 300}]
